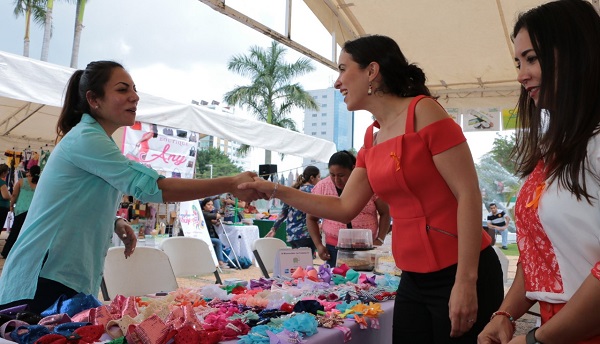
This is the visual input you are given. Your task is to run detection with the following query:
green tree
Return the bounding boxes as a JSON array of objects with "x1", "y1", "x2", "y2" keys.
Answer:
[
  {"x1": 224, "y1": 41, "x2": 319, "y2": 163},
  {"x1": 196, "y1": 147, "x2": 243, "y2": 179},
  {"x1": 476, "y1": 132, "x2": 521, "y2": 207},
  {"x1": 70, "y1": 0, "x2": 87, "y2": 68},
  {"x1": 12, "y1": 0, "x2": 46, "y2": 57},
  {"x1": 488, "y1": 132, "x2": 517, "y2": 175}
]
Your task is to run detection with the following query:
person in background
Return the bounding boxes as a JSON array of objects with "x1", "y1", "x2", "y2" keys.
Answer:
[
  {"x1": 0, "y1": 164, "x2": 10, "y2": 236},
  {"x1": 1, "y1": 165, "x2": 40, "y2": 259},
  {"x1": 0, "y1": 60, "x2": 259, "y2": 313},
  {"x1": 212, "y1": 194, "x2": 222, "y2": 214},
  {"x1": 306, "y1": 151, "x2": 390, "y2": 266},
  {"x1": 268, "y1": 165, "x2": 321, "y2": 255},
  {"x1": 239, "y1": 34, "x2": 504, "y2": 342},
  {"x1": 200, "y1": 198, "x2": 230, "y2": 270},
  {"x1": 486, "y1": 203, "x2": 510, "y2": 250},
  {"x1": 478, "y1": 1, "x2": 600, "y2": 343},
  {"x1": 222, "y1": 193, "x2": 245, "y2": 223}
]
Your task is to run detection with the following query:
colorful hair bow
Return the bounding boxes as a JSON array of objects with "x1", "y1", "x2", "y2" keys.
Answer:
[
  {"x1": 41, "y1": 293, "x2": 102, "y2": 318},
  {"x1": 332, "y1": 269, "x2": 359, "y2": 285},
  {"x1": 249, "y1": 277, "x2": 274, "y2": 290},
  {"x1": 125, "y1": 314, "x2": 176, "y2": 344},
  {"x1": 358, "y1": 274, "x2": 377, "y2": 286},
  {"x1": 353, "y1": 314, "x2": 368, "y2": 330},
  {"x1": 34, "y1": 324, "x2": 104, "y2": 344},
  {"x1": 292, "y1": 300, "x2": 324, "y2": 315},
  {"x1": 282, "y1": 313, "x2": 318, "y2": 337},
  {"x1": 317, "y1": 264, "x2": 332, "y2": 284},
  {"x1": 267, "y1": 329, "x2": 306, "y2": 344},
  {"x1": 331, "y1": 264, "x2": 350, "y2": 276}
]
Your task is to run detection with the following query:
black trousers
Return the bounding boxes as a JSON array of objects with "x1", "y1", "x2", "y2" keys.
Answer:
[
  {"x1": 0, "y1": 277, "x2": 77, "y2": 314},
  {"x1": 1, "y1": 211, "x2": 27, "y2": 258},
  {"x1": 393, "y1": 245, "x2": 504, "y2": 343}
]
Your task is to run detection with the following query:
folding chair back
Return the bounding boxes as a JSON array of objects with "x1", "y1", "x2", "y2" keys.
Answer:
[
  {"x1": 102, "y1": 246, "x2": 178, "y2": 301},
  {"x1": 161, "y1": 237, "x2": 222, "y2": 284},
  {"x1": 252, "y1": 237, "x2": 288, "y2": 278}
]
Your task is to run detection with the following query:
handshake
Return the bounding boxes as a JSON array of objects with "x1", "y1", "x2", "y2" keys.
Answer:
[{"x1": 230, "y1": 172, "x2": 277, "y2": 202}]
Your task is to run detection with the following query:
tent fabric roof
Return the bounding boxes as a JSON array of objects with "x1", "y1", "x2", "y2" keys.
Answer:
[
  {"x1": 303, "y1": 0, "x2": 558, "y2": 109},
  {"x1": 0, "y1": 50, "x2": 336, "y2": 162}
]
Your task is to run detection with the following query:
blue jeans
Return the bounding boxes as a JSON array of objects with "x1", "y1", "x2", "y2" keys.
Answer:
[
  {"x1": 211, "y1": 238, "x2": 226, "y2": 263},
  {"x1": 496, "y1": 229, "x2": 508, "y2": 247}
]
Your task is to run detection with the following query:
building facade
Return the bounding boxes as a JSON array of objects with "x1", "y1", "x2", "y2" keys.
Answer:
[{"x1": 302, "y1": 87, "x2": 354, "y2": 172}]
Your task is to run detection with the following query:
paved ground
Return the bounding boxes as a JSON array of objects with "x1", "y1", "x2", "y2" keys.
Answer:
[{"x1": 0, "y1": 231, "x2": 536, "y2": 336}]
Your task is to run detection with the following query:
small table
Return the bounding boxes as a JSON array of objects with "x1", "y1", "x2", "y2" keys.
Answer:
[{"x1": 219, "y1": 224, "x2": 260, "y2": 263}]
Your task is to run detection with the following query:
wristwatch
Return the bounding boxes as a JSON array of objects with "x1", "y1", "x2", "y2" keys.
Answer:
[{"x1": 526, "y1": 327, "x2": 542, "y2": 344}]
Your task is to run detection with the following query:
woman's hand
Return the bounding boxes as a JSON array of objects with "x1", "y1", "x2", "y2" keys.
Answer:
[
  {"x1": 231, "y1": 172, "x2": 267, "y2": 202},
  {"x1": 115, "y1": 218, "x2": 137, "y2": 258},
  {"x1": 237, "y1": 177, "x2": 276, "y2": 198},
  {"x1": 478, "y1": 318, "x2": 517, "y2": 343},
  {"x1": 316, "y1": 244, "x2": 330, "y2": 262},
  {"x1": 266, "y1": 227, "x2": 277, "y2": 237},
  {"x1": 449, "y1": 279, "x2": 478, "y2": 337}
]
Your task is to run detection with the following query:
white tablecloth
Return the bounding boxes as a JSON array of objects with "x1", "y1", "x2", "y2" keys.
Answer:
[{"x1": 218, "y1": 224, "x2": 259, "y2": 262}]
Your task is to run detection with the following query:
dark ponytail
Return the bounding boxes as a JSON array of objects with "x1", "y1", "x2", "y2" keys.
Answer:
[
  {"x1": 291, "y1": 165, "x2": 320, "y2": 189},
  {"x1": 343, "y1": 35, "x2": 431, "y2": 97},
  {"x1": 29, "y1": 165, "x2": 41, "y2": 184},
  {"x1": 56, "y1": 61, "x2": 124, "y2": 140}
]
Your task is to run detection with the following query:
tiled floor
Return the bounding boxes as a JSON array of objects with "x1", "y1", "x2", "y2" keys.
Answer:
[{"x1": 0, "y1": 233, "x2": 536, "y2": 336}]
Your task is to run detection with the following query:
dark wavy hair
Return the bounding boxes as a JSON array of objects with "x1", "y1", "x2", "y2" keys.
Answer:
[
  {"x1": 343, "y1": 35, "x2": 431, "y2": 97},
  {"x1": 291, "y1": 165, "x2": 320, "y2": 189},
  {"x1": 200, "y1": 198, "x2": 213, "y2": 210},
  {"x1": 511, "y1": 0, "x2": 600, "y2": 202},
  {"x1": 328, "y1": 150, "x2": 356, "y2": 170},
  {"x1": 0, "y1": 164, "x2": 8, "y2": 176},
  {"x1": 57, "y1": 61, "x2": 124, "y2": 140}
]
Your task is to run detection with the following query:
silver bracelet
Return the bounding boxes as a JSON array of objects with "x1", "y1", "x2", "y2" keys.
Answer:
[
  {"x1": 269, "y1": 183, "x2": 279, "y2": 200},
  {"x1": 375, "y1": 237, "x2": 384, "y2": 244}
]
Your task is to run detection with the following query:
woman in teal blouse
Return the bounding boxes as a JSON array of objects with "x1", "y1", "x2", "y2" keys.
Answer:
[{"x1": 0, "y1": 61, "x2": 259, "y2": 313}]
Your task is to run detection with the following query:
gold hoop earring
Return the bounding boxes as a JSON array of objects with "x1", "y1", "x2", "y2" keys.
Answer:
[{"x1": 367, "y1": 83, "x2": 372, "y2": 95}]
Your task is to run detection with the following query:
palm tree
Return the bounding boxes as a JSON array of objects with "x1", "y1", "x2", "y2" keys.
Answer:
[
  {"x1": 12, "y1": 0, "x2": 46, "y2": 57},
  {"x1": 70, "y1": 0, "x2": 87, "y2": 68},
  {"x1": 40, "y1": 0, "x2": 65, "y2": 61},
  {"x1": 40, "y1": 0, "x2": 52, "y2": 61},
  {"x1": 224, "y1": 41, "x2": 319, "y2": 164}
]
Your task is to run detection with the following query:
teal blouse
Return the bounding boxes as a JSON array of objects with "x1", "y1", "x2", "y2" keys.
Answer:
[
  {"x1": 0, "y1": 114, "x2": 164, "y2": 304},
  {"x1": 13, "y1": 178, "x2": 35, "y2": 216}
]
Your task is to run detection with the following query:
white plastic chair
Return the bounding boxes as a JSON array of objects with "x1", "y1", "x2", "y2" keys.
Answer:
[
  {"x1": 252, "y1": 237, "x2": 289, "y2": 278},
  {"x1": 101, "y1": 246, "x2": 178, "y2": 301},
  {"x1": 160, "y1": 237, "x2": 222, "y2": 284}
]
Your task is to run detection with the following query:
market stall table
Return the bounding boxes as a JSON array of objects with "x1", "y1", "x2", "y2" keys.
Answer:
[
  {"x1": 222, "y1": 298, "x2": 394, "y2": 343},
  {"x1": 218, "y1": 224, "x2": 260, "y2": 263}
]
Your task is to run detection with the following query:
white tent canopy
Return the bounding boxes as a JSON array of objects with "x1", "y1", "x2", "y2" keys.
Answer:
[
  {"x1": 200, "y1": 0, "x2": 599, "y2": 109},
  {"x1": 0, "y1": 50, "x2": 336, "y2": 162}
]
